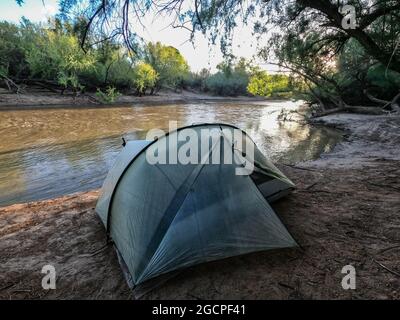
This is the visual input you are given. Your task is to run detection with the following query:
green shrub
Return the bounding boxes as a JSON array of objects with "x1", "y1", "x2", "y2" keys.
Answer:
[
  {"x1": 145, "y1": 42, "x2": 189, "y2": 91},
  {"x1": 247, "y1": 71, "x2": 290, "y2": 97},
  {"x1": 205, "y1": 72, "x2": 249, "y2": 96},
  {"x1": 95, "y1": 86, "x2": 120, "y2": 103},
  {"x1": 132, "y1": 62, "x2": 158, "y2": 95}
]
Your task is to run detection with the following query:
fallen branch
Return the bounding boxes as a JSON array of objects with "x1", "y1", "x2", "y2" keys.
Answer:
[
  {"x1": 364, "y1": 89, "x2": 390, "y2": 105},
  {"x1": 344, "y1": 105, "x2": 386, "y2": 115},
  {"x1": 373, "y1": 259, "x2": 400, "y2": 278},
  {"x1": 364, "y1": 90, "x2": 400, "y2": 112},
  {"x1": 78, "y1": 243, "x2": 110, "y2": 258},
  {"x1": 30, "y1": 80, "x2": 61, "y2": 94},
  {"x1": 312, "y1": 104, "x2": 385, "y2": 118},
  {"x1": 377, "y1": 245, "x2": 400, "y2": 255},
  {"x1": 312, "y1": 107, "x2": 344, "y2": 117},
  {"x1": 0, "y1": 73, "x2": 23, "y2": 93},
  {"x1": 278, "y1": 282, "x2": 295, "y2": 290},
  {"x1": 86, "y1": 93, "x2": 103, "y2": 104},
  {"x1": 367, "y1": 182, "x2": 400, "y2": 191},
  {"x1": 11, "y1": 289, "x2": 32, "y2": 293},
  {"x1": 304, "y1": 181, "x2": 319, "y2": 190},
  {"x1": 297, "y1": 189, "x2": 346, "y2": 194},
  {"x1": 88, "y1": 244, "x2": 110, "y2": 257},
  {"x1": 282, "y1": 163, "x2": 319, "y2": 172},
  {"x1": 389, "y1": 92, "x2": 400, "y2": 112},
  {"x1": 0, "y1": 282, "x2": 16, "y2": 291}
]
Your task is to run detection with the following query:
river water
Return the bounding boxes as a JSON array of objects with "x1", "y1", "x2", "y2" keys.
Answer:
[{"x1": 0, "y1": 100, "x2": 342, "y2": 206}]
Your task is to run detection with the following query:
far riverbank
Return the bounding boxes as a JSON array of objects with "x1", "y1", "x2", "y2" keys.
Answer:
[{"x1": 0, "y1": 88, "x2": 272, "y2": 110}]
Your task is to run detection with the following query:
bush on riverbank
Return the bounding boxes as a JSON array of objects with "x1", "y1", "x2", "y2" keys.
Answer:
[
  {"x1": 183, "y1": 58, "x2": 295, "y2": 97},
  {"x1": 0, "y1": 19, "x2": 297, "y2": 99},
  {"x1": 0, "y1": 20, "x2": 189, "y2": 96}
]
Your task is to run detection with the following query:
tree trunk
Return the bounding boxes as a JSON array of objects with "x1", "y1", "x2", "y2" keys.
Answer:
[
  {"x1": 0, "y1": 73, "x2": 22, "y2": 93},
  {"x1": 312, "y1": 105, "x2": 385, "y2": 118},
  {"x1": 298, "y1": 0, "x2": 400, "y2": 73},
  {"x1": 365, "y1": 90, "x2": 400, "y2": 111},
  {"x1": 347, "y1": 28, "x2": 400, "y2": 73}
]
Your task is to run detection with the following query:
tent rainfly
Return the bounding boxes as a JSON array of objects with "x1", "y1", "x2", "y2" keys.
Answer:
[{"x1": 96, "y1": 123, "x2": 297, "y2": 287}]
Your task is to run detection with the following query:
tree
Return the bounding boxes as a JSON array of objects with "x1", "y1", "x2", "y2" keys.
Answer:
[
  {"x1": 247, "y1": 70, "x2": 290, "y2": 97},
  {"x1": 204, "y1": 58, "x2": 251, "y2": 96},
  {"x1": 145, "y1": 42, "x2": 189, "y2": 92},
  {"x1": 183, "y1": 68, "x2": 211, "y2": 91},
  {"x1": 0, "y1": 21, "x2": 28, "y2": 79},
  {"x1": 132, "y1": 62, "x2": 158, "y2": 95},
  {"x1": 54, "y1": 1, "x2": 400, "y2": 74},
  {"x1": 0, "y1": 19, "x2": 187, "y2": 97},
  {"x1": 25, "y1": 24, "x2": 95, "y2": 94},
  {"x1": 13, "y1": 0, "x2": 400, "y2": 108}
]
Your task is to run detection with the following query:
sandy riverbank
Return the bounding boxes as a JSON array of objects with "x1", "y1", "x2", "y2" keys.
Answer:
[
  {"x1": 0, "y1": 89, "x2": 268, "y2": 109},
  {"x1": 0, "y1": 112, "x2": 399, "y2": 299}
]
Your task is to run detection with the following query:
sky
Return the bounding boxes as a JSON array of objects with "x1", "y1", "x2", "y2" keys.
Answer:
[{"x1": 0, "y1": 0, "x2": 272, "y2": 72}]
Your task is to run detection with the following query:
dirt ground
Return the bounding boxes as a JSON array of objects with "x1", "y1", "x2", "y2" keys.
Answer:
[
  {"x1": 0, "y1": 113, "x2": 399, "y2": 299},
  {"x1": 0, "y1": 88, "x2": 264, "y2": 109}
]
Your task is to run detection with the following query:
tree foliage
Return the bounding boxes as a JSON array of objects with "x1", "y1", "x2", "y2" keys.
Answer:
[
  {"x1": 53, "y1": 0, "x2": 400, "y2": 109},
  {"x1": 96, "y1": 86, "x2": 120, "y2": 103},
  {"x1": 25, "y1": 26, "x2": 95, "y2": 92},
  {"x1": 54, "y1": 1, "x2": 400, "y2": 71},
  {"x1": 9, "y1": 0, "x2": 400, "y2": 108},
  {"x1": 247, "y1": 71, "x2": 290, "y2": 97},
  {"x1": 0, "y1": 16, "x2": 298, "y2": 98},
  {"x1": 0, "y1": 21, "x2": 27, "y2": 78},
  {"x1": 202, "y1": 58, "x2": 251, "y2": 96},
  {"x1": 145, "y1": 42, "x2": 189, "y2": 91},
  {"x1": 132, "y1": 62, "x2": 158, "y2": 95},
  {"x1": 0, "y1": 19, "x2": 189, "y2": 97}
]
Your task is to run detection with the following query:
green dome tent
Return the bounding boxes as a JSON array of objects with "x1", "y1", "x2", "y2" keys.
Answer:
[{"x1": 96, "y1": 123, "x2": 297, "y2": 288}]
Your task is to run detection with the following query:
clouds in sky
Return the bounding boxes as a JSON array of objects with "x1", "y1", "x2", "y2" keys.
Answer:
[{"x1": 1, "y1": 0, "x2": 58, "y2": 23}]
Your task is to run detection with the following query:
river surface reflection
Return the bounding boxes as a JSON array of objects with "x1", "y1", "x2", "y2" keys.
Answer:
[{"x1": 0, "y1": 101, "x2": 342, "y2": 206}]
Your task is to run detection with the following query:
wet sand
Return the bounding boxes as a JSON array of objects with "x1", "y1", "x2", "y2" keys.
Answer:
[{"x1": 0, "y1": 112, "x2": 399, "y2": 299}]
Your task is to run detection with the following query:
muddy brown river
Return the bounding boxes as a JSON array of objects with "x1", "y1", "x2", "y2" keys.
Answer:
[{"x1": 0, "y1": 100, "x2": 342, "y2": 206}]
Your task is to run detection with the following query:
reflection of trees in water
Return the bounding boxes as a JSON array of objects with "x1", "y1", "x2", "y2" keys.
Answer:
[
  {"x1": 277, "y1": 126, "x2": 341, "y2": 164},
  {"x1": 239, "y1": 115, "x2": 341, "y2": 164},
  {"x1": 0, "y1": 135, "x2": 129, "y2": 206},
  {"x1": 178, "y1": 103, "x2": 263, "y2": 128},
  {"x1": 0, "y1": 102, "x2": 342, "y2": 206}
]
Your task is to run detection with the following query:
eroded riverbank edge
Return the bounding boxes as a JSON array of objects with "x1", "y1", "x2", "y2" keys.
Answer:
[
  {"x1": 0, "y1": 90, "x2": 270, "y2": 110},
  {"x1": 0, "y1": 112, "x2": 399, "y2": 299}
]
